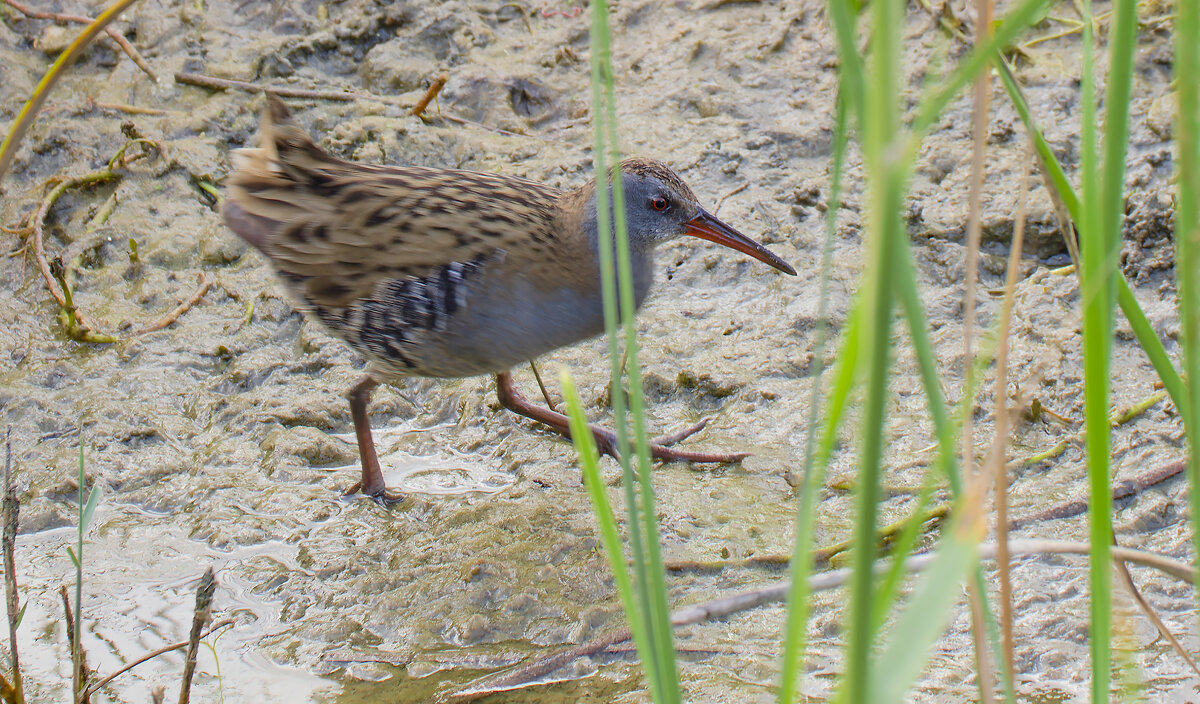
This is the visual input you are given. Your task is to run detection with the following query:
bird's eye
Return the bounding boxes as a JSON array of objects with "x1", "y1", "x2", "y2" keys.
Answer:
[{"x1": 650, "y1": 197, "x2": 669, "y2": 211}]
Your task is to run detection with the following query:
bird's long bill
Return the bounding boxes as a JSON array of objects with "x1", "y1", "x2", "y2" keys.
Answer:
[{"x1": 684, "y1": 209, "x2": 797, "y2": 275}]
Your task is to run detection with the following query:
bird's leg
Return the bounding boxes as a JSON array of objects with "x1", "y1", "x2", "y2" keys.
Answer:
[
  {"x1": 494, "y1": 372, "x2": 748, "y2": 464},
  {"x1": 343, "y1": 375, "x2": 404, "y2": 500}
]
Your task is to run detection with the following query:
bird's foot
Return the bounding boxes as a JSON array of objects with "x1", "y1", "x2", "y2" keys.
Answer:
[
  {"x1": 342, "y1": 479, "x2": 407, "y2": 503},
  {"x1": 590, "y1": 422, "x2": 748, "y2": 465},
  {"x1": 495, "y1": 371, "x2": 748, "y2": 465}
]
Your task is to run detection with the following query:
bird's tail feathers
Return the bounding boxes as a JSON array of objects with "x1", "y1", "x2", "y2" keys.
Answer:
[{"x1": 223, "y1": 96, "x2": 342, "y2": 250}]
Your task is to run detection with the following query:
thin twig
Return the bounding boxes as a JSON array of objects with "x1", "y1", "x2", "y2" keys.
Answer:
[
  {"x1": 1010, "y1": 458, "x2": 1188, "y2": 529},
  {"x1": 2, "y1": 428, "x2": 21, "y2": 704},
  {"x1": 443, "y1": 539, "x2": 1196, "y2": 701},
  {"x1": 133, "y1": 273, "x2": 213, "y2": 335},
  {"x1": 83, "y1": 618, "x2": 234, "y2": 698},
  {"x1": 31, "y1": 170, "x2": 120, "y2": 336},
  {"x1": 712, "y1": 181, "x2": 749, "y2": 216},
  {"x1": 412, "y1": 72, "x2": 448, "y2": 119},
  {"x1": 1112, "y1": 541, "x2": 1200, "y2": 680},
  {"x1": 0, "y1": 0, "x2": 157, "y2": 80},
  {"x1": 989, "y1": 139, "x2": 1034, "y2": 697},
  {"x1": 59, "y1": 585, "x2": 89, "y2": 704},
  {"x1": 85, "y1": 97, "x2": 176, "y2": 117},
  {"x1": 173, "y1": 72, "x2": 410, "y2": 107},
  {"x1": 176, "y1": 568, "x2": 215, "y2": 704},
  {"x1": 22, "y1": 152, "x2": 211, "y2": 341}
]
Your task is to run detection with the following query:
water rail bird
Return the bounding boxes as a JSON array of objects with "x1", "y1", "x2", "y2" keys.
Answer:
[{"x1": 223, "y1": 97, "x2": 795, "y2": 500}]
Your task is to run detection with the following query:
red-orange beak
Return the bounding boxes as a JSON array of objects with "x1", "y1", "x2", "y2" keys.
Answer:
[{"x1": 684, "y1": 209, "x2": 796, "y2": 275}]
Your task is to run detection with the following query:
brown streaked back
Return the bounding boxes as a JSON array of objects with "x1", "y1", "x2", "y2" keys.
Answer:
[{"x1": 222, "y1": 97, "x2": 565, "y2": 309}]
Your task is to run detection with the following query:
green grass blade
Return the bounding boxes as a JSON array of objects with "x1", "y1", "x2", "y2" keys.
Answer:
[
  {"x1": 997, "y1": 60, "x2": 1189, "y2": 423},
  {"x1": 587, "y1": 0, "x2": 679, "y2": 698},
  {"x1": 80, "y1": 485, "x2": 103, "y2": 534},
  {"x1": 842, "y1": 0, "x2": 905, "y2": 696},
  {"x1": 559, "y1": 370, "x2": 655, "y2": 680},
  {"x1": 873, "y1": 528, "x2": 979, "y2": 700},
  {"x1": 0, "y1": 0, "x2": 145, "y2": 181},
  {"x1": 779, "y1": 88, "x2": 852, "y2": 703},
  {"x1": 908, "y1": 0, "x2": 1052, "y2": 156},
  {"x1": 1175, "y1": 0, "x2": 1200, "y2": 661},
  {"x1": 1176, "y1": 0, "x2": 1200, "y2": 655},
  {"x1": 894, "y1": 241, "x2": 960, "y2": 493}
]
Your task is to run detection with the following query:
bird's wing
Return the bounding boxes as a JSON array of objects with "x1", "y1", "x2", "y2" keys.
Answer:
[{"x1": 223, "y1": 97, "x2": 563, "y2": 309}]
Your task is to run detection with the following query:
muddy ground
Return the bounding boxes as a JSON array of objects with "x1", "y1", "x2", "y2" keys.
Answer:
[{"x1": 0, "y1": 0, "x2": 1193, "y2": 701}]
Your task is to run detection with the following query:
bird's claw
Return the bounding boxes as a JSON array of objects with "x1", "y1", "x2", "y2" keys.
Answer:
[{"x1": 343, "y1": 480, "x2": 407, "y2": 503}]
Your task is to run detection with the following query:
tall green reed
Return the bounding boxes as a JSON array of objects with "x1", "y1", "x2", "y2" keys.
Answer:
[
  {"x1": 560, "y1": 0, "x2": 681, "y2": 700},
  {"x1": 568, "y1": 0, "x2": 1193, "y2": 699},
  {"x1": 1178, "y1": 0, "x2": 1200, "y2": 669}
]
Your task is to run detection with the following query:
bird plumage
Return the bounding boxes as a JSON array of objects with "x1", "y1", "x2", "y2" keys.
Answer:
[
  {"x1": 223, "y1": 99, "x2": 691, "y2": 379},
  {"x1": 223, "y1": 96, "x2": 795, "y2": 497}
]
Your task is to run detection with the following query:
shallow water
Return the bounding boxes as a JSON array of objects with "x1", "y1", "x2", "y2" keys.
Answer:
[{"x1": 0, "y1": 0, "x2": 1192, "y2": 701}]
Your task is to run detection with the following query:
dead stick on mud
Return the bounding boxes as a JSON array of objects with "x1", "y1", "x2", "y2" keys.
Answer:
[
  {"x1": 1, "y1": 0, "x2": 158, "y2": 81},
  {"x1": 133, "y1": 272, "x2": 213, "y2": 336},
  {"x1": 412, "y1": 73, "x2": 448, "y2": 119},
  {"x1": 59, "y1": 584, "x2": 91, "y2": 702},
  {"x1": 669, "y1": 455, "x2": 1188, "y2": 573},
  {"x1": 85, "y1": 97, "x2": 177, "y2": 117},
  {"x1": 176, "y1": 567, "x2": 215, "y2": 704},
  {"x1": 174, "y1": 72, "x2": 412, "y2": 107},
  {"x1": 2, "y1": 427, "x2": 23, "y2": 704},
  {"x1": 174, "y1": 73, "x2": 539, "y2": 140},
  {"x1": 443, "y1": 539, "x2": 1196, "y2": 702},
  {"x1": 83, "y1": 618, "x2": 234, "y2": 698},
  {"x1": 23, "y1": 151, "x2": 210, "y2": 341},
  {"x1": 712, "y1": 181, "x2": 749, "y2": 216}
]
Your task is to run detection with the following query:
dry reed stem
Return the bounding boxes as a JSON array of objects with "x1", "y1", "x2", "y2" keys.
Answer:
[
  {"x1": 59, "y1": 585, "x2": 89, "y2": 703},
  {"x1": 989, "y1": 140, "x2": 1035, "y2": 695},
  {"x1": 133, "y1": 273, "x2": 213, "y2": 336},
  {"x1": 176, "y1": 567, "x2": 215, "y2": 704},
  {"x1": 1113, "y1": 552, "x2": 1200, "y2": 679},
  {"x1": 1, "y1": 428, "x2": 21, "y2": 704},
  {"x1": 443, "y1": 539, "x2": 1195, "y2": 702},
  {"x1": 962, "y1": 0, "x2": 997, "y2": 694},
  {"x1": 0, "y1": 0, "x2": 157, "y2": 80}
]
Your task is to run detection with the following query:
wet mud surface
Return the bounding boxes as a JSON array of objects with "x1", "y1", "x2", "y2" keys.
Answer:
[{"x1": 0, "y1": 0, "x2": 1192, "y2": 701}]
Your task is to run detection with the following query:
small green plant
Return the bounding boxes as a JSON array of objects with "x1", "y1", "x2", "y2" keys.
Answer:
[{"x1": 67, "y1": 434, "x2": 103, "y2": 700}]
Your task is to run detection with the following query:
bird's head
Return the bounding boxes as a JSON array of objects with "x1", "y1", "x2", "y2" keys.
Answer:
[{"x1": 590, "y1": 158, "x2": 796, "y2": 276}]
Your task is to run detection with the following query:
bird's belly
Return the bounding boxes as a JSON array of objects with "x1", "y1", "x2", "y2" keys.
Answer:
[
  {"x1": 415, "y1": 282, "x2": 609, "y2": 378},
  {"x1": 349, "y1": 254, "x2": 654, "y2": 380}
]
